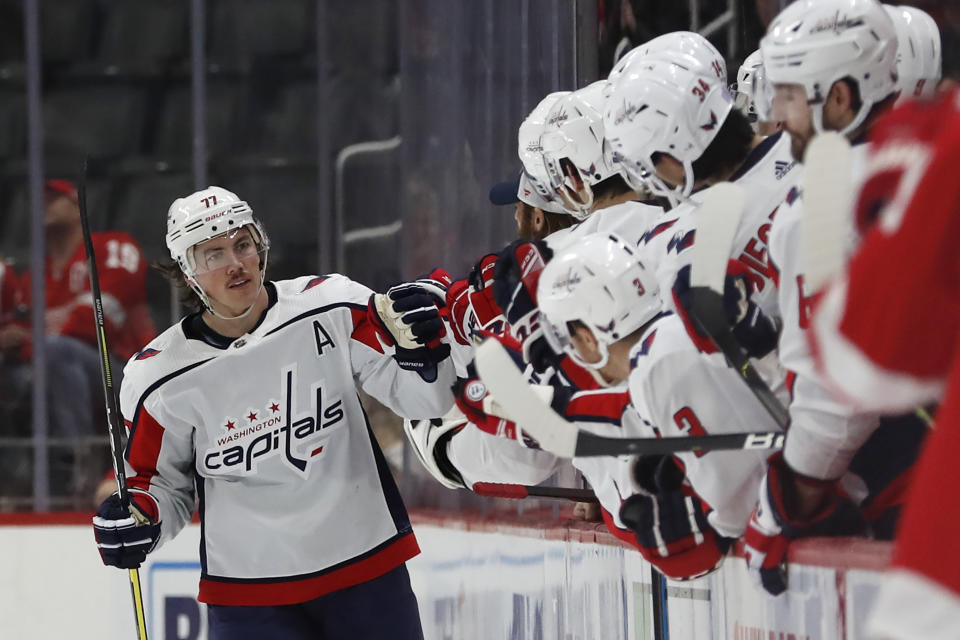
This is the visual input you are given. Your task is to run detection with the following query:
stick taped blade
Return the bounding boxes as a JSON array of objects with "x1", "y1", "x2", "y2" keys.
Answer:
[
  {"x1": 474, "y1": 339, "x2": 578, "y2": 458},
  {"x1": 803, "y1": 132, "x2": 852, "y2": 292},
  {"x1": 690, "y1": 182, "x2": 747, "y2": 292}
]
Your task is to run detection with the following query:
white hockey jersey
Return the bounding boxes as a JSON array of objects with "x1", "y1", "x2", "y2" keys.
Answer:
[
  {"x1": 119, "y1": 275, "x2": 455, "y2": 606},
  {"x1": 627, "y1": 313, "x2": 783, "y2": 538},
  {"x1": 645, "y1": 131, "x2": 800, "y2": 319},
  {"x1": 767, "y1": 144, "x2": 879, "y2": 480}
]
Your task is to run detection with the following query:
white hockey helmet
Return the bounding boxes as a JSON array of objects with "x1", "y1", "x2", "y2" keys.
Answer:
[
  {"x1": 518, "y1": 91, "x2": 571, "y2": 212},
  {"x1": 539, "y1": 80, "x2": 618, "y2": 219},
  {"x1": 733, "y1": 49, "x2": 764, "y2": 119},
  {"x1": 537, "y1": 232, "x2": 660, "y2": 370},
  {"x1": 884, "y1": 4, "x2": 942, "y2": 101},
  {"x1": 631, "y1": 31, "x2": 728, "y2": 81},
  {"x1": 604, "y1": 56, "x2": 733, "y2": 204},
  {"x1": 761, "y1": 0, "x2": 898, "y2": 136},
  {"x1": 166, "y1": 186, "x2": 270, "y2": 312}
]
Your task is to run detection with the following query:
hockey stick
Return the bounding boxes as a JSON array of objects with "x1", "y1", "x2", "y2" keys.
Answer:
[
  {"x1": 802, "y1": 132, "x2": 852, "y2": 293},
  {"x1": 474, "y1": 339, "x2": 784, "y2": 458},
  {"x1": 78, "y1": 161, "x2": 150, "y2": 640},
  {"x1": 472, "y1": 482, "x2": 597, "y2": 502},
  {"x1": 683, "y1": 182, "x2": 789, "y2": 428}
]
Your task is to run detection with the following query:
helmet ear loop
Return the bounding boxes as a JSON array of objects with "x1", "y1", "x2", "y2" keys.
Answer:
[
  {"x1": 565, "y1": 326, "x2": 611, "y2": 371},
  {"x1": 560, "y1": 162, "x2": 595, "y2": 219}
]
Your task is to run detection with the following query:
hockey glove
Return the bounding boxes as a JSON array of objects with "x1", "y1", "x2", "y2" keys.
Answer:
[
  {"x1": 672, "y1": 261, "x2": 780, "y2": 358},
  {"x1": 491, "y1": 239, "x2": 558, "y2": 372},
  {"x1": 744, "y1": 452, "x2": 868, "y2": 596},
  {"x1": 445, "y1": 254, "x2": 505, "y2": 345},
  {"x1": 619, "y1": 487, "x2": 730, "y2": 581},
  {"x1": 371, "y1": 269, "x2": 453, "y2": 382},
  {"x1": 92, "y1": 489, "x2": 161, "y2": 569}
]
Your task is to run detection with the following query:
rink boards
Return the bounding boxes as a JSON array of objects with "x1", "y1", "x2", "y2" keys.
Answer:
[{"x1": 0, "y1": 510, "x2": 890, "y2": 639}]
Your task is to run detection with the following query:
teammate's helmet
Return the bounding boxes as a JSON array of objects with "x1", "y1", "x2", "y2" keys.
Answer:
[
  {"x1": 638, "y1": 31, "x2": 727, "y2": 79},
  {"x1": 760, "y1": 0, "x2": 898, "y2": 136},
  {"x1": 166, "y1": 186, "x2": 269, "y2": 310},
  {"x1": 733, "y1": 49, "x2": 764, "y2": 120},
  {"x1": 604, "y1": 56, "x2": 733, "y2": 203},
  {"x1": 537, "y1": 232, "x2": 660, "y2": 370},
  {"x1": 884, "y1": 4, "x2": 942, "y2": 101},
  {"x1": 518, "y1": 91, "x2": 570, "y2": 213},
  {"x1": 539, "y1": 81, "x2": 618, "y2": 219}
]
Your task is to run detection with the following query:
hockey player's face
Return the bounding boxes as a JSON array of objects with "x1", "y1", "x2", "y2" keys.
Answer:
[
  {"x1": 771, "y1": 83, "x2": 815, "y2": 162},
  {"x1": 193, "y1": 229, "x2": 262, "y2": 311}
]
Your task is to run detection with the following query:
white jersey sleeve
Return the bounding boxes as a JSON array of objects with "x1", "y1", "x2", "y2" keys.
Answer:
[
  {"x1": 447, "y1": 424, "x2": 563, "y2": 488},
  {"x1": 768, "y1": 150, "x2": 879, "y2": 480},
  {"x1": 335, "y1": 275, "x2": 456, "y2": 419},
  {"x1": 627, "y1": 314, "x2": 781, "y2": 537}
]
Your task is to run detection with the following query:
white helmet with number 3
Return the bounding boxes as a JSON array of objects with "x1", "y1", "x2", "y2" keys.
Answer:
[
  {"x1": 539, "y1": 81, "x2": 618, "y2": 219},
  {"x1": 537, "y1": 233, "x2": 660, "y2": 370},
  {"x1": 884, "y1": 4, "x2": 942, "y2": 102},
  {"x1": 761, "y1": 0, "x2": 898, "y2": 136},
  {"x1": 166, "y1": 185, "x2": 270, "y2": 316}
]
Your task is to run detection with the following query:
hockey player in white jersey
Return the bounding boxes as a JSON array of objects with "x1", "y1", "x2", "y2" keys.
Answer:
[
  {"x1": 604, "y1": 44, "x2": 798, "y2": 319},
  {"x1": 91, "y1": 186, "x2": 455, "y2": 640},
  {"x1": 532, "y1": 232, "x2": 785, "y2": 578},
  {"x1": 743, "y1": 0, "x2": 923, "y2": 596}
]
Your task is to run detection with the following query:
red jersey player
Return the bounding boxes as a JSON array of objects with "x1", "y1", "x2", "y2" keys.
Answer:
[{"x1": 810, "y1": 89, "x2": 960, "y2": 638}]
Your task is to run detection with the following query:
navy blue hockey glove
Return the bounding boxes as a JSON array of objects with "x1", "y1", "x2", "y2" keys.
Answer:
[
  {"x1": 744, "y1": 452, "x2": 868, "y2": 596},
  {"x1": 92, "y1": 489, "x2": 161, "y2": 569},
  {"x1": 371, "y1": 268, "x2": 453, "y2": 382},
  {"x1": 491, "y1": 239, "x2": 558, "y2": 372},
  {"x1": 672, "y1": 261, "x2": 780, "y2": 358},
  {"x1": 619, "y1": 487, "x2": 730, "y2": 581},
  {"x1": 632, "y1": 454, "x2": 686, "y2": 494}
]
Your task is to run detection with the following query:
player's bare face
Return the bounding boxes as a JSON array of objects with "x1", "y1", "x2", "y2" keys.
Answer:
[
  {"x1": 193, "y1": 229, "x2": 262, "y2": 315},
  {"x1": 771, "y1": 84, "x2": 815, "y2": 162}
]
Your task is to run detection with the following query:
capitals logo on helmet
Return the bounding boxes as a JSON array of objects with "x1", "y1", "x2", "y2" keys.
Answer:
[
  {"x1": 604, "y1": 56, "x2": 733, "y2": 205},
  {"x1": 539, "y1": 80, "x2": 618, "y2": 220},
  {"x1": 760, "y1": 0, "x2": 898, "y2": 135},
  {"x1": 518, "y1": 91, "x2": 571, "y2": 214},
  {"x1": 537, "y1": 232, "x2": 660, "y2": 371}
]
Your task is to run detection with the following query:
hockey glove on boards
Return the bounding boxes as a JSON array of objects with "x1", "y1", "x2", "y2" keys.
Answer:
[
  {"x1": 491, "y1": 239, "x2": 558, "y2": 372},
  {"x1": 371, "y1": 268, "x2": 453, "y2": 382},
  {"x1": 619, "y1": 456, "x2": 731, "y2": 581},
  {"x1": 743, "y1": 452, "x2": 867, "y2": 596},
  {"x1": 672, "y1": 261, "x2": 780, "y2": 359},
  {"x1": 93, "y1": 489, "x2": 161, "y2": 569}
]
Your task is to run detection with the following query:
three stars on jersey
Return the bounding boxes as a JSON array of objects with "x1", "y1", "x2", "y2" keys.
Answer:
[{"x1": 203, "y1": 365, "x2": 345, "y2": 476}]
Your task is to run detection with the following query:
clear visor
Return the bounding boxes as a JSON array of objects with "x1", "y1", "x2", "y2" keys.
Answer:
[
  {"x1": 189, "y1": 227, "x2": 262, "y2": 274},
  {"x1": 751, "y1": 65, "x2": 775, "y2": 122}
]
